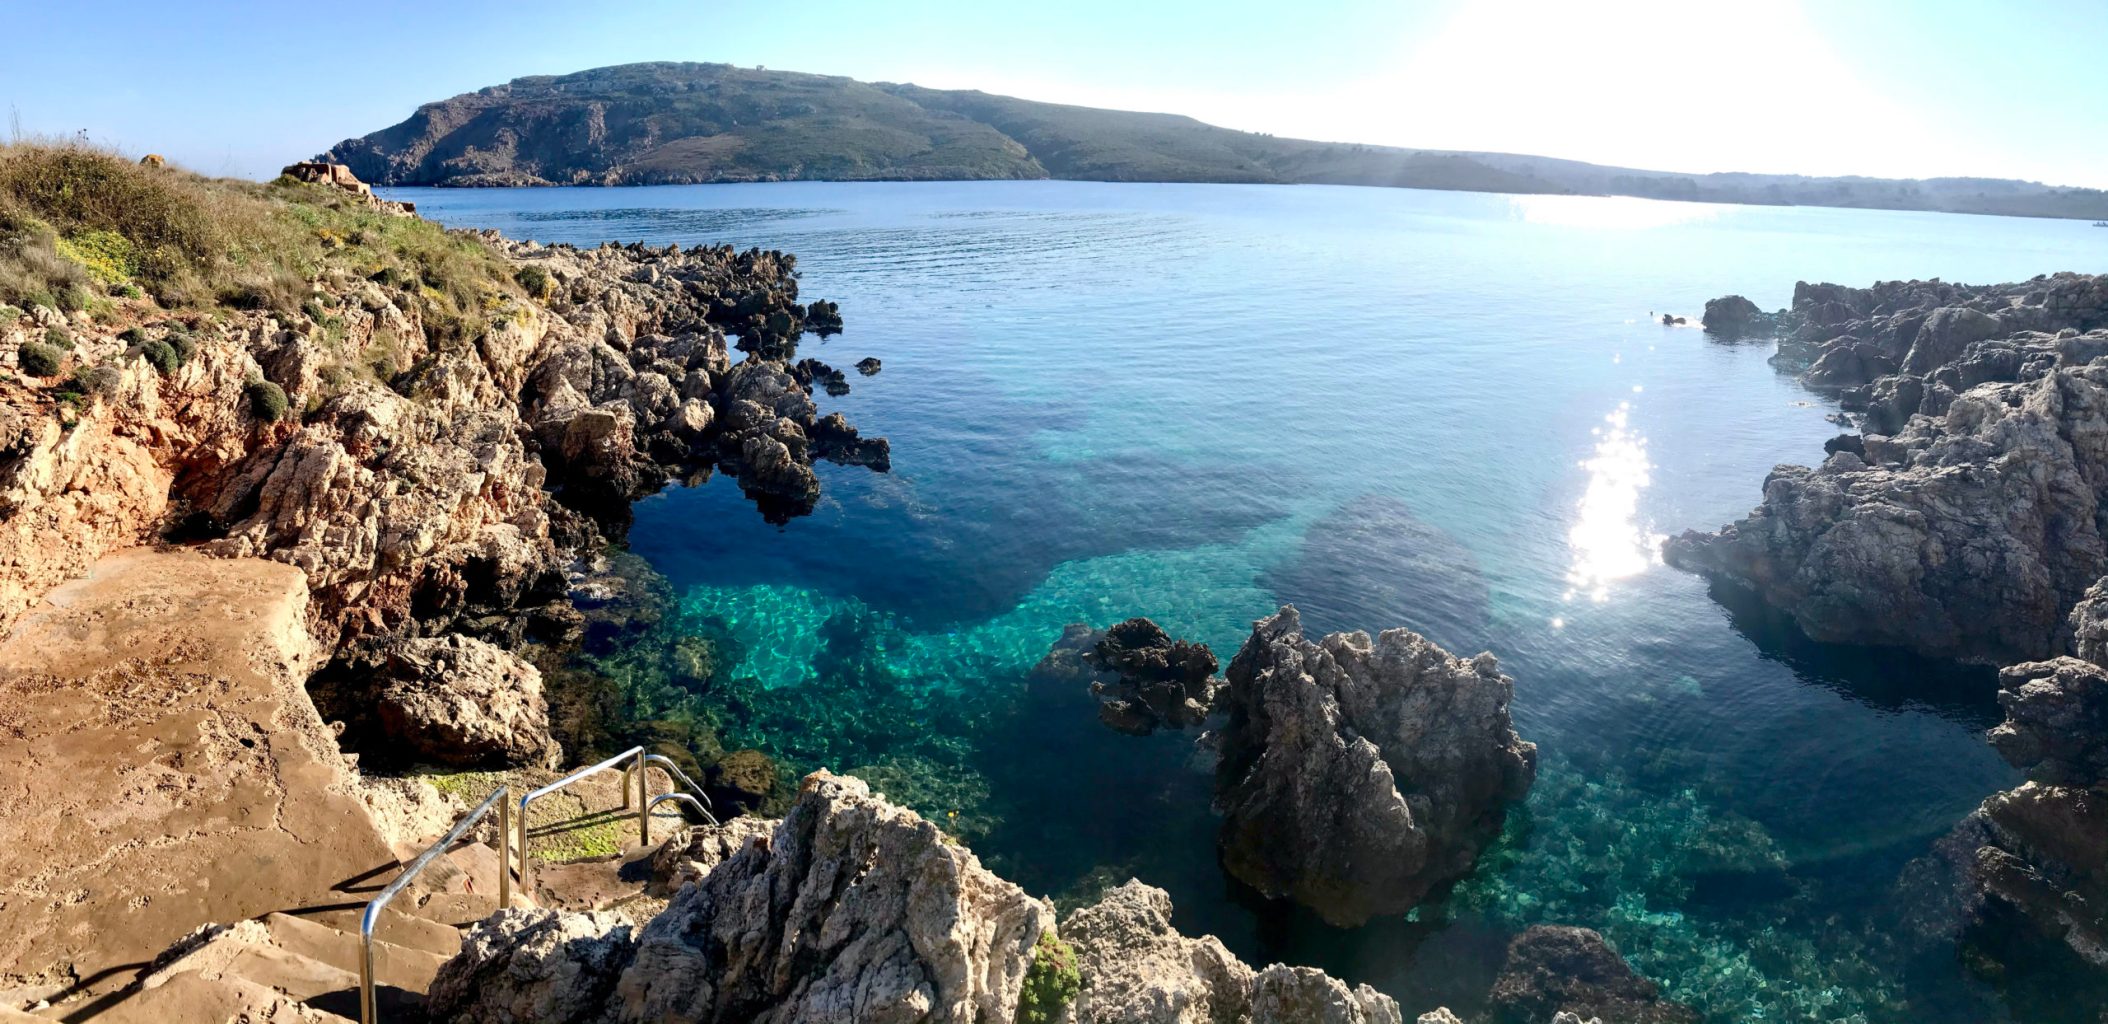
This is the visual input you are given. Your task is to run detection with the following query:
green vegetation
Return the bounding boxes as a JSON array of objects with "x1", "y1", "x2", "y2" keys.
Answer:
[
  {"x1": 42, "y1": 328, "x2": 71, "y2": 350},
  {"x1": 1015, "y1": 931, "x2": 1081, "y2": 1024},
  {"x1": 245, "y1": 379, "x2": 288, "y2": 421},
  {"x1": 514, "y1": 264, "x2": 553, "y2": 300},
  {"x1": 17, "y1": 341, "x2": 63, "y2": 377},
  {"x1": 0, "y1": 141, "x2": 524, "y2": 341},
  {"x1": 74, "y1": 363, "x2": 122, "y2": 399},
  {"x1": 141, "y1": 338, "x2": 180, "y2": 374}
]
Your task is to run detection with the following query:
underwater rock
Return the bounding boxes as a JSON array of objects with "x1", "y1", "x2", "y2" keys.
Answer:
[
  {"x1": 431, "y1": 771, "x2": 1052, "y2": 1023},
  {"x1": 310, "y1": 633, "x2": 561, "y2": 768},
  {"x1": 1211, "y1": 605, "x2": 1536, "y2": 927},
  {"x1": 1061, "y1": 880, "x2": 1404, "y2": 1024},
  {"x1": 1261, "y1": 494, "x2": 1492, "y2": 651},
  {"x1": 1487, "y1": 925, "x2": 1698, "y2": 1024},
  {"x1": 702, "y1": 747, "x2": 778, "y2": 815}
]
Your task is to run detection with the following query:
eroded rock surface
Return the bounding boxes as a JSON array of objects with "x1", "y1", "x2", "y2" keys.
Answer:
[
  {"x1": 1033, "y1": 618, "x2": 1222, "y2": 735},
  {"x1": 1669, "y1": 273, "x2": 2108, "y2": 664},
  {"x1": 1211, "y1": 605, "x2": 1536, "y2": 926},
  {"x1": 1060, "y1": 880, "x2": 1402, "y2": 1024},
  {"x1": 311, "y1": 633, "x2": 561, "y2": 768},
  {"x1": 432, "y1": 771, "x2": 1052, "y2": 1024}
]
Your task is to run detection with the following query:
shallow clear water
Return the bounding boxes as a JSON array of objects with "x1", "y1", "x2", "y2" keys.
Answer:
[{"x1": 400, "y1": 181, "x2": 2108, "y2": 1022}]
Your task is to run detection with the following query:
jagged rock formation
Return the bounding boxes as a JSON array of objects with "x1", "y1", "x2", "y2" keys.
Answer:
[
  {"x1": 1666, "y1": 273, "x2": 2108, "y2": 665},
  {"x1": 1060, "y1": 880, "x2": 1403, "y2": 1024},
  {"x1": 1032, "y1": 618, "x2": 1222, "y2": 735},
  {"x1": 643, "y1": 816, "x2": 777, "y2": 897},
  {"x1": 1488, "y1": 926, "x2": 1697, "y2": 1024},
  {"x1": 1960, "y1": 652, "x2": 2108, "y2": 967},
  {"x1": 429, "y1": 771, "x2": 1053, "y2": 1023},
  {"x1": 1211, "y1": 605, "x2": 1536, "y2": 926},
  {"x1": 309, "y1": 633, "x2": 561, "y2": 768}
]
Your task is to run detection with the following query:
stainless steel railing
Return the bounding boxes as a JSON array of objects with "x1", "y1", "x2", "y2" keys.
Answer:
[
  {"x1": 357, "y1": 747, "x2": 720, "y2": 1023},
  {"x1": 360, "y1": 786, "x2": 508, "y2": 1024}
]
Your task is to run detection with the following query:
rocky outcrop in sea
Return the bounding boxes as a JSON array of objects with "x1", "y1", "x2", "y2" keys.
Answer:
[
  {"x1": 1488, "y1": 926, "x2": 1697, "y2": 1024},
  {"x1": 1668, "y1": 272, "x2": 2108, "y2": 665},
  {"x1": 1031, "y1": 617, "x2": 1223, "y2": 735},
  {"x1": 1211, "y1": 605, "x2": 1537, "y2": 927}
]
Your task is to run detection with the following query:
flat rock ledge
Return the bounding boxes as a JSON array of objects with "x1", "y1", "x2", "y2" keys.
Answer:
[{"x1": 1211, "y1": 605, "x2": 1536, "y2": 927}]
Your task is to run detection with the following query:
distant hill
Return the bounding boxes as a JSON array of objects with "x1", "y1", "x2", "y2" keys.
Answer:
[{"x1": 324, "y1": 62, "x2": 2108, "y2": 220}]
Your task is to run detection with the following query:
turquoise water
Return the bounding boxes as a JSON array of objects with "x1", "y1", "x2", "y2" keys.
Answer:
[{"x1": 400, "y1": 181, "x2": 2108, "y2": 1022}]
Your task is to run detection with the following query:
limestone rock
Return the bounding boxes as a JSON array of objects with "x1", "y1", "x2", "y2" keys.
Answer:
[
  {"x1": 1699, "y1": 294, "x2": 1773, "y2": 338},
  {"x1": 617, "y1": 770, "x2": 1051, "y2": 1023},
  {"x1": 644, "y1": 816, "x2": 777, "y2": 897},
  {"x1": 1211, "y1": 605, "x2": 1536, "y2": 926},
  {"x1": 313, "y1": 634, "x2": 560, "y2": 768},
  {"x1": 1487, "y1": 926, "x2": 1696, "y2": 1024},
  {"x1": 1060, "y1": 880, "x2": 1400, "y2": 1024},
  {"x1": 428, "y1": 909, "x2": 637, "y2": 1024},
  {"x1": 1990, "y1": 658, "x2": 2108, "y2": 787}
]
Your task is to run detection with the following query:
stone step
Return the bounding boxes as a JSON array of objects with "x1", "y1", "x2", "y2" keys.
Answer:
[
  {"x1": 220, "y1": 941, "x2": 359, "y2": 1000},
  {"x1": 263, "y1": 912, "x2": 448, "y2": 994},
  {"x1": 410, "y1": 891, "x2": 500, "y2": 926},
  {"x1": 309, "y1": 904, "x2": 464, "y2": 960},
  {"x1": 62, "y1": 968, "x2": 354, "y2": 1024}
]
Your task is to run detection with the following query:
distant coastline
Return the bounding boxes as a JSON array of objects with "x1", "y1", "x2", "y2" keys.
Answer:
[{"x1": 327, "y1": 61, "x2": 2108, "y2": 221}]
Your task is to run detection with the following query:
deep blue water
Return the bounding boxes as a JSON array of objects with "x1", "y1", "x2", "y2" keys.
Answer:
[{"x1": 398, "y1": 181, "x2": 2108, "y2": 1022}]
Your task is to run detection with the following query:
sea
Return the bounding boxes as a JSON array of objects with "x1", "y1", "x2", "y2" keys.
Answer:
[{"x1": 396, "y1": 180, "x2": 2108, "y2": 1023}]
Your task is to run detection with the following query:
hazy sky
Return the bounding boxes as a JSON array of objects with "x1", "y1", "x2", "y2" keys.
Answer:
[{"x1": 5, "y1": 0, "x2": 2104, "y2": 187}]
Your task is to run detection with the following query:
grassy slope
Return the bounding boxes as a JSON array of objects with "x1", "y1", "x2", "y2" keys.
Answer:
[{"x1": 324, "y1": 61, "x2": 2108, "y2": 219}]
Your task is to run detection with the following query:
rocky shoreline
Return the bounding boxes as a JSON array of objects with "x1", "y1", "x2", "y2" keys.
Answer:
[{"x1": 1674, "y1": 272, "x2": 2108, "y2": 978}]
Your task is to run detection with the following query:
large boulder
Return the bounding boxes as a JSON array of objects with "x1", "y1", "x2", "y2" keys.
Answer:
[
  {"x1": 312, "y1": 634, "x2": 561, "y2": 768},
  {"x1": 1033, "y1": 618, "x2": 1223, "y2": 735},
  {"x1": 1061, "y1": 880, "x2": 1401, "y2": 1024},
  {"x1": 429, "y1": 909, "x2": 637, "y2": 1024},
  {"x1": 1211, "y1": 605, "x2": 1536, "y2": 926},
  {"x1": 1488, "y1": 926, "x2": 1697, "y2": 1024},
  {"x1": 1699, "y1": 294, "x2": 1772, "y2": 338}
]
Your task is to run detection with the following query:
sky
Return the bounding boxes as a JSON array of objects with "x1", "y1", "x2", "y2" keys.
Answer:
[{"x1": 3, "y1": 0, "x2": 2103, "y2": 187}]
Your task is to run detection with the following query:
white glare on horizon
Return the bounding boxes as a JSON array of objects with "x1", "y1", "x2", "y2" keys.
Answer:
[{"x1": 1566, "y1": 403, "x2": 1662, "y2": 602}]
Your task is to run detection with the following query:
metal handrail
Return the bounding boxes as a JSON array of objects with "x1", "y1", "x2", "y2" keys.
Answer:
[
  {"x1": 649, "y1": 791, "x2": 716, "y2": 828},
  {"x1": 623, "y1": 752, "x2": 720, "y2": 832},
  {"x1": 515, "y1": 746, "x2": 649, "y2": 895},
  {"x1": 360, "y1": 786, "x2": 509, "y2": 1024}
]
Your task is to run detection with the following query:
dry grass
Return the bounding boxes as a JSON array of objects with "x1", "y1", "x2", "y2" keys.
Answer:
[{"x1": 0, "y1": 140, "x2": 521, "y2": 348}]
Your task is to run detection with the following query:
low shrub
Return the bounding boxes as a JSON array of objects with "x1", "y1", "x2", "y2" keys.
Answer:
[
  {"x1": 18, "y1": 340, "x2": 64, "y2": 377},
  {"x1": 0, "y1": 305, "x2": 19, "y2": 325},
  {"x1": 167, "y1": 331, "x2": 197, "y2": 363},
  {"x1": 43, "y1": 327, "x2": 72, "y2": 350},
  {"x1": 515, "y1": 263, "x2": 554, "y2": 300},
  {"x1": 74, "y1": 363, "x2": 122, "y2": 397},
  {"x1": 1015, "y1": 932, "x2": 1081, "y2": 1024},
  {"x1": 56, "y1": 282, "x2": 94, "y2": 312},
  {"x1": 119, "y1": 326, "x2": 148, "y2": 345},
  {"x1": 140, "y1": 338, "x2": 180, "y2": 374},
  {"x1": 245, "y1": 379, "x2": 288, "y2": 421},
  {"x1": 53, "y1": 229, "x2": 139, "y2": 284}
]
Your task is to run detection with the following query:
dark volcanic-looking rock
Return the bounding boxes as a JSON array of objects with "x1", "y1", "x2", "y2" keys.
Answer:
[
  {"x1": 1211, "y1": 605, "x2": 1536, "y2": 926},
  {"x1": 1085, "y1": 618, "x2": 1221, "y2": 735},
  {"x1": 856, "y1": 356, "x2": 882, "y2": 376},
  {"x1": 1488, "y1": 925, "x2": 1698, "y2": 1024},
  {"x1": 1700, "y1": 294, "x2": 1773, "y2": 338},
  {"x1": 310, "y1": 634, "x2": 561, "y2": 769}
]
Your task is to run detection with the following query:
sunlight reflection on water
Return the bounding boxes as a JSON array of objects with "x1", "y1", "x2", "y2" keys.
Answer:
[{"x1": 1566, "y1": 402, "x2": 1662, "y2": 603}]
